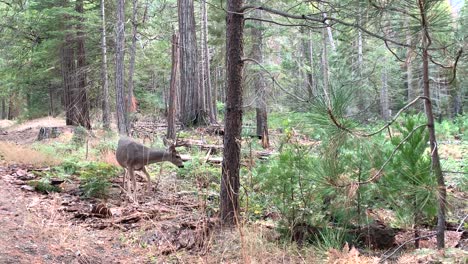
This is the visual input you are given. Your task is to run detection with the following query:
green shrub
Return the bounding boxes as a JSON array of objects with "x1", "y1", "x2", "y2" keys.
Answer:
[
  {"x1": 79, "y1": 162, "x2": 120, "y2": 198},
  {"x1": 28, "y1": 179, "x2": 61, "y2": 194},
  {"x1": 381, "y1": 114, "x2": 437, "y2": 228},
  {"x1": 255, "y1": 144, "x2": 326, "y2": 241}
]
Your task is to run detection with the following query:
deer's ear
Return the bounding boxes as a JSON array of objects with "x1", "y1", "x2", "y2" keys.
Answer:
[{"x1": 169, "y1": 145, "x2": 176, "y2": 152}]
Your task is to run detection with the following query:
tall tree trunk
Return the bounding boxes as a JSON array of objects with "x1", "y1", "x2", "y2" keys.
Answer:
[
  {"x1": 418, "y1": 0, "x2": 446, "y2": 249},
  {"x1": 322, "y1": 12, "x2": 336, "y2": 52},
  {"x1": 115, "y1": 0, "x2": 128, "y2": 135},
  {"x1": 200, "y1": 0, "x2": 216, "y2": 123},
  {"x1": 220, "y1": 0, "x2": 244, "y2": 225},
  {"x1": 100, "y1": 0, "x2": 110, "y2": 130},
  {"x1": 321, "y1": 25, "x2": 330, "y2": 99},
  {"x1": 48, "y1": 87, "x2": 54, "y2": 116},
  {"x1": 251, "y1": 9, "x2": 269, "y2": 148},
  {"x1": 167, "y1": 33, "x2": 180, "y2": 140},
  {"x1": 127, "y1": 0, "x2": 138, "y2": 128},
  {"x1": 301, "y1": 27, "x2": 315, "y2": 100},
  {"x1": 405, "y1": 16, "x2": 417, "y2": 105},
  {"x1": 62, "y1": 30, "x2": 78, "y2": 126},
  {"x1": 75, "y1": 0, "x2": 91, "y2": 129},
  {"x1": 7, "y1": 93, "x2": 14, "y2": 120},
  {"x1": 380, "y1": 58, "x2": 390, "y2": 120},
  {"x1": 178, "y1": 0, "x2": 207, "y2": 126},
  {"x1": 1, "y1": 98, "x2": 6, "y2": 119}
]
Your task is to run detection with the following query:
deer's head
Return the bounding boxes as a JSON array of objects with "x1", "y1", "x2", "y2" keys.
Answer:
[{"x1": 168, "y1": 145, "x2": 184, "y2": 168}]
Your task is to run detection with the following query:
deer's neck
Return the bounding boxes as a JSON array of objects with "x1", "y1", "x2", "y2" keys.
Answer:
[{"x1": 146, "y1": 150, "x2": 171, "y2": 163}]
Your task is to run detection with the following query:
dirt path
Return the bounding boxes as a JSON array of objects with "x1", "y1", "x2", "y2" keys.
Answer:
[{"x1": 0, "y1": 172, "x2": 147, "y2": 263}]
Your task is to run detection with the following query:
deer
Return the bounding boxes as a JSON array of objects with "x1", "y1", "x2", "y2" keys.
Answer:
[{"x1": 116, "y1": 137, "x2": 184, "y2": 201}]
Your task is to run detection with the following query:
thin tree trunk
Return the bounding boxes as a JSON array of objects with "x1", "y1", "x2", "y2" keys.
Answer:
[
  {"x1": 220, "y1": 0, "x2": 244, "y2": 225},
  {"x1": 115, "y1": 0, "x2": 128, "y2": 135},
  {"x1": 127, "y1": 0, "x2": 139, "y2": 128},
  {"x1": 7, "y1": 94, "x2": 14, "y2": 120},
  {"x1": 419, "y1": 0, "x2": 446, "y2": 249},
  {"x1": 380, "y1": 58, "x2": 390, "y2": 120},
  {"x1": 49, "y1": 87, "x2": 54, "y2": 116},
  {"x1": 251, "y1": 9, "x2": 269, "y2": 148},
  {"x1": 321, "y1": 26, "x2": 330, "y2": 98},
  {"x1": 322, "y1": 12, "x2": 336, "y2": 52},
  {"x1": 167, "y1": 33, "x2": 180, "y2": 140},
  {"x1": 405, "y1": 16, "x2": 417, "y2": 105},
  {"x1": 200, "y1": 0, "x2": 215, "y2": 123},
  {"x1": 100, "y1": 0, "x2": 110, "y2": 130},
  {"x1": 1, "y1": 98, "x2": 6, "y2": 119},
  {"x1": 75, "y1": 0, "x2": 91, "y2": 129}
]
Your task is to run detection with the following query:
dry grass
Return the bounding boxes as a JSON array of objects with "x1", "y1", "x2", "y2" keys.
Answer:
[
  {"x1": 196, "y1": 224, "x2": 318, "y2": 263},
  {"x1": 0, "y1": 142, "x2": 61, "y2": 166}
]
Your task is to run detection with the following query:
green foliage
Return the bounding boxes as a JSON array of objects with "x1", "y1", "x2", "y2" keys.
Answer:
[
  {"x1": 381, "y1": 115, "x2": 437, "y2": 227},
  {"x1": 255, "y1": 144, "x2": 326, "y2": 240},
  {"x1": 178, "y1": 154, "x2": 220, "y2": 188},
  {"x1": 313, "y1": 227, "x2": 348, "y2": 252},
  {"x1": 78, "y1": 162, "x2": 120, "y2": 198},
  {"x1": 28, "y1": 179, "x2": 61, "y2": 194},
  {"x1": 437, "y1": 115, "x2": 468, "y2": 140}
]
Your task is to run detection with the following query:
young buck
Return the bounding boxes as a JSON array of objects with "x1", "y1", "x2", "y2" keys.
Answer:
[{"x1": 116, "y1": 137, "x2": 184, "y2": 200}]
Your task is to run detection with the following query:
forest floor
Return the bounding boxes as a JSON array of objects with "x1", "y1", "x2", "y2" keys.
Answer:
[{"x1": 0, "y1": 117, "x2": 466, "y2": 263}]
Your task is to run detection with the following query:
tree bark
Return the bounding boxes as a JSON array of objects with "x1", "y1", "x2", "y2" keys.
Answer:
[
  {"x1": 220, "y1": 0, "x2": 244, "y2": 225},
  {"x1": 127, "y1": 0, "x2": 139, "y2": 128},
  {"x1": 115, "y1": 0, "x2": 128, "y2": 135},
  {"x1": 321, "y1": 25, "x2": 330, "y2": 99},
  {"x1": 75, "y1": 0, "x2": 91, "y2": 129},
  {"x1": 250, "y1": 9, "x2": 269, "y2": 148},
  {"x1": 1, "y1": 98, "x2": 6, "y2": 119},
  {"x1": 380, "y1": 57, "x2": 390, "y2": 120},
  {"x1": 178, "y1": 0, "x2": 207, "y2": 126},
  {"x1": 200, "y1": 0, "x2": 216, "y2": 123},
  {"x1": 100, "y1": 0, "x2": 111, "y2": 130},
  {"x1": 61, "y1": 29, "x2": 77, "y2": 126},
  {"x1": 418, "y1": 0, "x2": 446, "y2": 249},
  {"x1": 167, "y1": 33, "x2": 179, "y2": 141}
]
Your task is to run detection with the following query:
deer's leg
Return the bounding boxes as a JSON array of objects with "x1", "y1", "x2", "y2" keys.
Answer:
[
  {"x1": 128, "y1": 167, "x2": 137, "y2": 202},
  {"x1": 141, "y1": 166, "x2": 152, "y2": 191},
  {"x1": 122, "y1": 168, "x2": 128, "y2": 190}
]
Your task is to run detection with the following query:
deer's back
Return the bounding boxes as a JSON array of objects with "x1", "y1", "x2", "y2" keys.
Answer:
[{"x1": 116, "y1": 137, "x2": 151, "y2": 170}]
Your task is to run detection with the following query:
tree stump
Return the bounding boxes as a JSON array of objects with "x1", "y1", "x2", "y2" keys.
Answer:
[{"x1": 37, "y1": 127, "x2": 61, "y2": 141}]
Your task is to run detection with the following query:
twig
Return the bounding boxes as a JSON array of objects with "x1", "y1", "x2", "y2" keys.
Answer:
[
  {"x1": 456, "y1": 214, "x2": 468, "y2": 232},
  {"x1": 379, "y1": 232, "x2": 437, "y2": 263}
]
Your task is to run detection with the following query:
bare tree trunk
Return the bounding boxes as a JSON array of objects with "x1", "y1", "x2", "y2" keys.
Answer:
[
  {"x1": 75, "y1": 0, "x2": 91, "y2": 129},
  {"x1": 322, "y1": 12, "x2": 336, "y2": 52},
  {"x1": 418, "y1": 0, "x2": 446, "y2": 248},
  {"x1": 167, "y1": 33, "x2": 180, "y2": 141},
  {"x1": 48, "y1": 87, "x2": 54, "y2": 116},
  {"x1": 62, "y1": 30, "x2": 78, "y2": 126},
  {"x1": 178, "y1": 0, "x2": 208, "y2": 126},
  {"x1": 127, "y1": 0, "x2": 139, "y2": 128},
  {"x1": 115, "y1": 0, "x2": 128, "y2": 135},
  {"x1": 1, "y1": 98, "x2": 6, "y2": 119},
  {"x1": 100, "y1": 0, "x2": 110, "y2": 129},
  {"x1": 301, "y1": 27, "x2": 315, "y2": 100},
  {"x1": 405, "y1": 16, "x2": 417, "y2": 105},
  {"x1": 321, "y1": 26, "x2": 330, "y2": 97},
  {"x1": 7, "y1": 93, "x2": 14, "y2": 120},
  {"x1": 380, "y1": 58, "x2": 390, "y2": 120},
  {"x1": 200, "y1": 0, "x2": 216, "y2": 123},
  {"x1": 220, "y1": 0, "x2": 244, "y2": 225},
  {"x1": 251, "y1": 9, "x2": 269, "y2": 148}
]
